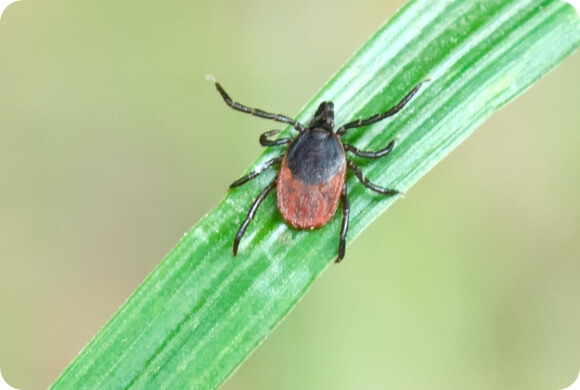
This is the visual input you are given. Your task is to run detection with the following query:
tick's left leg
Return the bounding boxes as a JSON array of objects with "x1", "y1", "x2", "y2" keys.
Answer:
[
  {"x1": 259, "y1": 130, "x2": 293, "y2": 147},
  {"x1": 207, "y1": 75, "x2": 306, "y2": 132},
  {"x1": 233, "y1": 180, "x2": 277, "y2": 256},
  {"x1": 229, "y1": 157, "x2": 282, "y2": 188}
]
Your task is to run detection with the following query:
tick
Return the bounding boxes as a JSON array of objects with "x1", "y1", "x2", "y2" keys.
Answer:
[{"x1": 207, "y1": 75, "x2": 427, "y2": 262}]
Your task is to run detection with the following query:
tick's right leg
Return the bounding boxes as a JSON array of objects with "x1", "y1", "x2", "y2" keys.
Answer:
[
  {"x1": 336, "y1": 79, "x2": 429, "y2": 136},
  {"x1": 347, "y1": 160, "x2": 401, "y2": 195},
  {"x1": 344, "y1": 139, "x2": 395, "y2": 159},
  {"x1": 336, "y1": 183, "x2": 349, "y2": 263}
]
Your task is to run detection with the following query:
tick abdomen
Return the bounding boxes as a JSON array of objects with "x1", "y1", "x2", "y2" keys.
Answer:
[{"x1": 277, "y1": 130, "x2": 346, "y2": 229}]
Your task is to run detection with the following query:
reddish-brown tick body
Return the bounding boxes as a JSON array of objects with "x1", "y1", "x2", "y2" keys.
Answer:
[
  {"x1": 208, "y1": 75, "x2": 427, "y2": 261},
  {"x1": 277, "y1": 130, "x2": 346, "y2": 229}
]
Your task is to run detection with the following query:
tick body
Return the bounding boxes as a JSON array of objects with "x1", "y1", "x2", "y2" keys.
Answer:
[
  {"x1": 278, "y1": 127, "x2": 346, "y2": 229},
  {"x1": 208, "y1": 75, "x2": 428, "y2": 262}
]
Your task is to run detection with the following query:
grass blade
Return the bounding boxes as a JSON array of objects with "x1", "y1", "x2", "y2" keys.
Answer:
[{"x1": 51, "y1": 0, "x2": 580, "y2": 388}]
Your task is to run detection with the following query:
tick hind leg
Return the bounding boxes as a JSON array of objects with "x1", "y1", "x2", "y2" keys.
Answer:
[
  {"x1": 347, "y1": 160, "x2": 401, "y2": 195},
  {"x1": 233, "y1": 180, "x2": 277, "y2": 256},
  {"x1": 336, "y1": 183, "x2": 349, "y2": 263}
]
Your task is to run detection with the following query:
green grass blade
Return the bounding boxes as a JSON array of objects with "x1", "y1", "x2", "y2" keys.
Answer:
[{"x1": 51, "y1": 0, "x2": 580, "y2": 388}]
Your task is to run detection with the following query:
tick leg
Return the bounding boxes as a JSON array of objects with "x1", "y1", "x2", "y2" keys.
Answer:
[
  {"x1": 207, "y1": 75, "x2": 306, "y2": 132},
  {"x1": 347, "y1": 160, "x2": 401, "y2": 195},
  {"x1": 336, "y1": 79, "x2": 429, "y2": 136},
  {"x1": 233, "y1": 180, "x2": 277, "y2": 256},
  {"x1": 259, "y1": 130, "x2": 293, "y2": 147},
  {"x1": 336, "y1": 183, "x2": 349, "y2": 263},
  {"x1": 344, "y1": 139, "x2": 395, "y2": 159},
  {"x1": 230, "y1": 157, "x2": 282, "y2": 188}
]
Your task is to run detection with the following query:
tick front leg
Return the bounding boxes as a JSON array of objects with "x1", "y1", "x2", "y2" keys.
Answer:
[
  {"x1": 206, "y1": 75, "x2": 306, "y2": 132},
  {"x1": 336, "y1": 78, "x2": 430, "y2": 136},
  {"x1": 336, "y1": 183, "x2": 349, "y2": 263},
  {"x1": 230, "y1": 157, "x2": 282, "y2": 188},
  {"x1": 233, "y1": 180, "x2": 277, "y2": 256}
]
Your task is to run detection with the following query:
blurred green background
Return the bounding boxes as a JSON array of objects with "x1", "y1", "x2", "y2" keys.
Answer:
[{"x1": 0, "y1": 1, "x2": 579, "y2": 389}]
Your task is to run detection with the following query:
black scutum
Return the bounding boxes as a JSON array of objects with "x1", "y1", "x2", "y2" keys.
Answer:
[{"x1": 286, "y1": 130, "x2": 344, "y2": 185}]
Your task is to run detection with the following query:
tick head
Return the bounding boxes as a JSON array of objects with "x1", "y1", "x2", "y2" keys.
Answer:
[{"x1": 309, "y1": 101, "x2": 335, "y2": 133}]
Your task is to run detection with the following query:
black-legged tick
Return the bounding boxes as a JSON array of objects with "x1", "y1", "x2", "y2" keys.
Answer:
[{"x1": 207, "y1": 75, "x2": 428, "y2": 262}]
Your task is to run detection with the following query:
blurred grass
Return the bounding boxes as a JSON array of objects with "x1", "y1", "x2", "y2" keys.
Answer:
[{"x1": 1, "y1": 1, "x2": 580, "y2": 390}]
